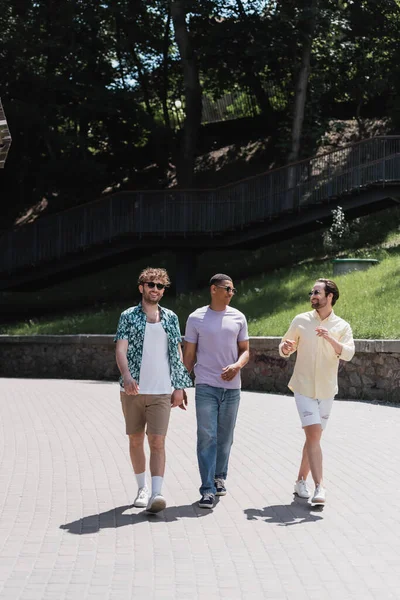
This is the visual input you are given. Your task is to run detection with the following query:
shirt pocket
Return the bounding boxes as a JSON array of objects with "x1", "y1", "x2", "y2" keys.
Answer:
[{"x1": 328, "y1": 324, "x2": 343, "y2": 342}]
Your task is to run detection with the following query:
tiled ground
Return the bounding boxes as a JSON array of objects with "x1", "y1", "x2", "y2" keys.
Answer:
[{"x1": 1, "y1": 378, "x2": 400, "y2": 599}]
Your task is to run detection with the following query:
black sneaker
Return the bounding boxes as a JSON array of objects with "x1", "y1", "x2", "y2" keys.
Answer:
[
  {"x1": 215, "y1": 478, "x2": 227, "y2": 496},
  {"x1": 198, "y1": 493, "x2": 214, "y2": 509}
]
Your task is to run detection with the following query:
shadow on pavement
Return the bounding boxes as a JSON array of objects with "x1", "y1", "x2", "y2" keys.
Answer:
[
  {"x1": 60, "y1": 501, "x2": 216, "y2": 534},
  {"x1": 244, "y1": 497, "x2": 324, "y2": 526}
]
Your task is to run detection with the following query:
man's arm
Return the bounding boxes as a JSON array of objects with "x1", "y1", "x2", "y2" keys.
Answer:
[
  {"x1": 315, "y1": 323, "x2": 355, "y2": 360},
  {"x1": 221, "y1": 340, "x2": 250, "y2": 382},
  {"x1": 183, "y1": 341, "x2": 197, "y2": 374},
  {"x1": 115, "y1": 339, "x2": 139, "y2": 395},
  {"x1": 279, "y1": 319, "x2": 298, "y2": 357},
  {"x1": 171, "y1": 342, "x2": 185, "y2": 408}
]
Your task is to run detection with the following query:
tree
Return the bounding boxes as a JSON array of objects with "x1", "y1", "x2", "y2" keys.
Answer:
[
  {"x1": 287, "y1": 0, "x2": 319, "y2": 163},
  {"x1": 171, "y1": 1, "x2": 202, "y2": 187}
]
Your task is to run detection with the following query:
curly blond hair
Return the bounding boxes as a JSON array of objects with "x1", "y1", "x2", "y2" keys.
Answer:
[{"x1": 138, "y1": 267, "x2": 170, "y2": 287}]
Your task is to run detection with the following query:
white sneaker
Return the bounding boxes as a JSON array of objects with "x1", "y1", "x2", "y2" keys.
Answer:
[
  {"x1": 146, "y1": 494, "x2": 166, "y2": 514},
  {"x1": 294, "y1": 478, "x2": 311, "y2": 499},
  {"x1": 312, "y1": 484, "x2": 326, "y2": 504},
  {"x1": 133, "y1": 486, "x2": 149, "y2": 508}
]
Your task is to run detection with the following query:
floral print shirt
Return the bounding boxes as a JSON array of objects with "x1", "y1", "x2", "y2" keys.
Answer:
[{"x1": 114, "y1": 303, "x2": 192, "y2": 390}]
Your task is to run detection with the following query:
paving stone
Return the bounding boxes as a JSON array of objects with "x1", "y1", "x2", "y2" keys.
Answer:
[{"x1": 1, "y1": 379, "x2": 400, "y2": 599}]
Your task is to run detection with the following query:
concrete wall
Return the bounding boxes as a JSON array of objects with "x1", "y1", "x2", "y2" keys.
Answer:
[{"x1": 0, "y1": 335, "x2": 399, "y2": 402}]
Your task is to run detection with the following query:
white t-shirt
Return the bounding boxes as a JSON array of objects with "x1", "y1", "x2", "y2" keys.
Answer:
[{"x1": 121, "y1": 322, "x2": 172, "y2": 394}]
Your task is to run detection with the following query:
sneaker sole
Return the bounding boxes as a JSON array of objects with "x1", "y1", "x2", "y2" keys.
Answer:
[
  {"x1": 294, "y1": 491, "x2": 311, "y2": 499},
  {"x1": 311, "y1": 498, "x2": 325, "y2": 504},
  {"x1": 215, "y1": 490, "x2": 226, "y2": 496},
  {"x1": 198, "y1": 503, "x2": 213, "y2": 509},
  {"x1": 146, "y1": 498, "x2": 166, "y2": 513},
  {"x1": 133, "y1": 500, "x2": 148, "y2": 508}
]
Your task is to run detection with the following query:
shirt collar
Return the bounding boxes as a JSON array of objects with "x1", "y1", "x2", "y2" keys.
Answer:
[
  {"x1": 136, "y1": 302, "x2": 167, "y2": 318},
  {"x1": 313, "y1": 308, "x2": 335, "y2": 322}
]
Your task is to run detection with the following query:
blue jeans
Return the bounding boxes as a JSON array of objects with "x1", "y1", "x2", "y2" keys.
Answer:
[{"x1": 195, "y1": 384, "x2": 241, "y2": 495}]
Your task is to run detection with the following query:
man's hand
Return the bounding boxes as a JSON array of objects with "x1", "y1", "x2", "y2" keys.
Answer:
[
  {"x1": 315, "y1": 326, "x2": 330, "y2": 340},
  {"x1": 316, "y1": 327, "x2": 343, "y2": 355},
  {"x1": 171, "y1": 389, "x2": 186, "y2": 410},
  {"x1": 281, "y1": 339, "x2": 296, "y2": 355},
  {"x1": 123, "y1": 375, "x2": 139, "y2": 395},
  {"x1": 221, "y1": 363, "x2": 240, "y2": 381}
]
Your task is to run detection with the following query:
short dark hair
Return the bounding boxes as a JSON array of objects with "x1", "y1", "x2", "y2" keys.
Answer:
[
  {"x1": 209, "y1": 273, "x2": 233, "y2": 286},
  {"x1": 315, "y1": 278, "x2": 339, "y2": 306}
]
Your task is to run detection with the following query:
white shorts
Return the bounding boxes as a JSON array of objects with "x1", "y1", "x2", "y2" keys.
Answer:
[{"x1": 294, "y1": 393, "x2": 334, "y2": 430}]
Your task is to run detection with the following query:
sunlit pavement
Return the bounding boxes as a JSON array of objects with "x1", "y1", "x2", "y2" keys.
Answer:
[{"x1": 1, "y1": 378, "x2": 400, "y2": 600}]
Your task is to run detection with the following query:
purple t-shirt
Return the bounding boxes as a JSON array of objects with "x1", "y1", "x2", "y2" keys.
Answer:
[{"x1": 184, "y1": 305, "x2": 249, "y2": 389}]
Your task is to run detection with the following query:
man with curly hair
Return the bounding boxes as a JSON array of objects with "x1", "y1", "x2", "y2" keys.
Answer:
[{"x1": 115, "y1": 267, "x2": 191, "y2": 513}]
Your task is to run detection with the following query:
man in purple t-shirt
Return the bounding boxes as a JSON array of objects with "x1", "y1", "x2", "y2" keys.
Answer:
[{"x1": 183, "y1": 274, "x2": 249, "y2": 509}]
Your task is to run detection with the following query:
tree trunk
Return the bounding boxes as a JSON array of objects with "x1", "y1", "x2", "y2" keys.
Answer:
[
  {"x1": 131, "y1": 50, "x2": 154, "y2": 118},
  {"x1": 236, "y1": 0, "x2": 273, "y2": 119},
  {"x1": 171, "y1": 0, "x2": 202, "y2": 188},
  {"x1": 288, "y1": 0, "x2": 318, "y2": 164},
  {"x1": 115, "y1": 15, "x2": 127, "y2": 91},
  {"x1": 161, "y1": 5, "x2": 172, "y2": 129}
]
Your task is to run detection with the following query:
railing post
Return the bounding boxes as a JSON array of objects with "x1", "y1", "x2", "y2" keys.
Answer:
[
  {"x1": 57, "y1": 214, "x2": 62, "y2": 258},
  {"x1": 139, "y1": 194, "x2": 143, "y2": 239},
  {"x1": 183, "y1": 193, "x2": 186, "y2": 238},
  {"x1": 241, "y1": 185, "x2": 245, "y2": 229},
  {"x1": 109, "y1": 198, "x2": 113, "y2": 242},
  {"x1": 383, "y1": 138, "x2": 386, "y2": 187},
  {"x1": 210, "y1": 190, "x2": 215, "y2": 237},
  {"x1": 32, "y1": 224, "x2": 37, "y2": 265},
  {"x1": 82, "y1": 206, "x2": 87, "y2": 248},
  {"x1": 164, "y1": 194, "x2": 167, "y2": 238},
  {"x1": 7, "y1": 230, "x2": 13, "y2": 272},
  {"x1": 327, "y1": 155, "x2": 331, "y2": 198}
]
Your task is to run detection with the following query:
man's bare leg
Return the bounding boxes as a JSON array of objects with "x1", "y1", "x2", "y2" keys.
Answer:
[
  {"x1": 129, "y1": 432, "x2": 149, "y2": 507},
  {"x1": 297, "y1": 441, "x2": 310, "y2": 482},
  {"x1": 147, "y1": 433, "x2": 166, "y2": 476},
  {"x1": 301, "y1": 424, "x2": 323, "y2": 485},
  {"x1": 146, "y1": 434, "x2": 167, "y2": 512},
  {"x1": 128, "y1": 432, "x2": 146, "y2": 473}
]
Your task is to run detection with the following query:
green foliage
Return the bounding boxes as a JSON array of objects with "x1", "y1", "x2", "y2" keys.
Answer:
[
  {"x1": 323, "y1": 206, "x2": 353, "y2": 253},
  {"x1": 1, "y1": 0, "x2": 400, "y2": 223}
]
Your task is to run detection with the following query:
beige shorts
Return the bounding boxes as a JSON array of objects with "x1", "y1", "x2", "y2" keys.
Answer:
[{"x1": 120, "y1": 392, "x2": 171, "y2": 436}]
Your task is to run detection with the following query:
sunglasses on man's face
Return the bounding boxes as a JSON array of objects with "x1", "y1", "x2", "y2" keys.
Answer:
[
  {"x1": 308, "y1": 290, "x2": 323, "y2": 296},
  {"x1": 215, "y1": 285, "x2": 237, "y2": 295},
  {"x1": 144, "y1": 281, "x2": 166, "y2": 290}
]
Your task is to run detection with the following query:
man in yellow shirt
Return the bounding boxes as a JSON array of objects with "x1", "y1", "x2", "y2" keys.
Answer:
[{"x1": 279, "y1": 278, "x2": 355, "y2": 505}]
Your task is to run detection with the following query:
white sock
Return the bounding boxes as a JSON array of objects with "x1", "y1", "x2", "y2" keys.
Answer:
[
  {"x1": 151, "y1": 476, "x2": 163, "y2": 496},
  {"x1": 135, "y1": 472, "x2": 147, "y2": 489}
]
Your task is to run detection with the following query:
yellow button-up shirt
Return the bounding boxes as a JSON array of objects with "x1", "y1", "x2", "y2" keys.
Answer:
[{"x1": 279, "y1": 309, "x2": 355, "y2": 399}]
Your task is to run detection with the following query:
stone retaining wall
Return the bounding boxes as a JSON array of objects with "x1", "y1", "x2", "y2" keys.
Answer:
[
  {"x1": 243, "y1": 337, "x2": 400, "y2": 402},
  {"x1": 0, "y1": 335, "x2": 399, "y2": 401}
]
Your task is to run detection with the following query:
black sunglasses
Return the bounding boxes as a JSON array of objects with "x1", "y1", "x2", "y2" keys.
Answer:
[
  {"x1": 308, "y1": 290, "x2": 323, "y2": 296},
  {"x1": 144, "y1": 281, "x2": 166, "y2": 290},
  {"x1": 215, "y1": 285, "x2": 237, "y2": 294}
]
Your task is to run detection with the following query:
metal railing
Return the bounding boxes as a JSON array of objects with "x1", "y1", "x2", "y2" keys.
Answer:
[
  {"x1": 0, "y1": 98, "x2": 12, "y2": 169},
  {"x1": 1, "y1": 136, "x2": 400, "y2": 274}
]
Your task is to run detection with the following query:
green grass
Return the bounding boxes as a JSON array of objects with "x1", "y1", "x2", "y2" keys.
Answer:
[
  {"x1": 2, "y1": 205, "x2": 399, "y2": 338},
  {"x1": 2, "y1": 246, "x2": 399, "y2": 338}
]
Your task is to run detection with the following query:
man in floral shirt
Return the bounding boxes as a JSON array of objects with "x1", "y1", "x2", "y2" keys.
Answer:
[{"x1": 115, "y1": 267, "x2": 192, "y2": 513}]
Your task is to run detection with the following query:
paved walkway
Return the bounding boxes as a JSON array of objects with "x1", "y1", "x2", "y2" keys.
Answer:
[{"x1": 1, "y1": 379, "x2": 400, "y2": 600}]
